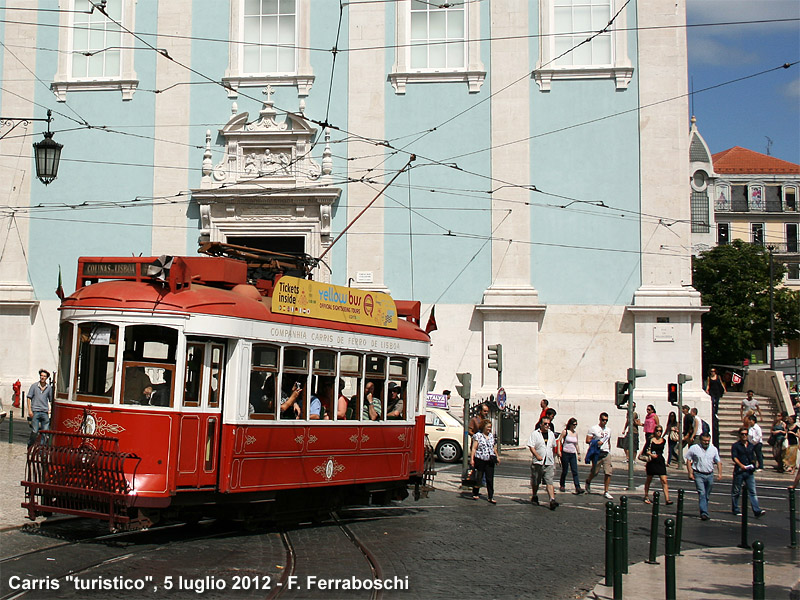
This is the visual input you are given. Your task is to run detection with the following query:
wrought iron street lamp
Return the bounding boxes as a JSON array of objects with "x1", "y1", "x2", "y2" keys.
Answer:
[{"x1": 0, "y1": 109, "x2": 63, "y2": 185}]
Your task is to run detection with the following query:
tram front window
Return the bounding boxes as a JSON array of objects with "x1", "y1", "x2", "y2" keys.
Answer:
[
  {"x1": 76, "y1": 323, "x2": 118, "y2": 403},
  {"x1": 122, "y1": 325, "x2": 177, "y2": 407},
  {"x1": 56, "y1": 322, "x2": 73, "y2": 399}
]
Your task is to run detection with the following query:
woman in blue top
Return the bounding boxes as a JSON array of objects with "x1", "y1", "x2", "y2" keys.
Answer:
[{"x1": 469, "y1": 419, "x2": 499, "y2": 504}]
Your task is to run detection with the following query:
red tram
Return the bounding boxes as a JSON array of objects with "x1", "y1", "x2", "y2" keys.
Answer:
[{"x1": 23, "y1": 244, "x2": 433, "y2": 530}]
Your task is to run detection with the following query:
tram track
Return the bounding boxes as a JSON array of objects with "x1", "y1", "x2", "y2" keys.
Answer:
[{"x1": 269, "y1": 511, "x2": 385, "y2": 600}]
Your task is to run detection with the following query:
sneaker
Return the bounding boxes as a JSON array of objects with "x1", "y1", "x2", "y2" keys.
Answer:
[
  {"x1": 754, "y1": 510, "x2": 767, "y2": 518},
  {"x1": 531, "y1": 496, "x2": 539, "y2": 505},
  {"x1": 700, "y1": 513, "x2": 709, "y2": 521},
  {"x1": 559, "y1": 486, "x2": 566, "y2": 493},
  {"x1": 603, "y1": 492, "x2": 613, "y2": 500},
  {"x1": 732, "y1": 510, "x2": 742, "y2": 516},
  {"x1": 549, "y1": 499, "x2": 559, "y2": 510}
]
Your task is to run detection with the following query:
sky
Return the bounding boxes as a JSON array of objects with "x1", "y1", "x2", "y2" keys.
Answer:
[{"x1": 686, "y1": 0, "x2": 800, "y2": 164}]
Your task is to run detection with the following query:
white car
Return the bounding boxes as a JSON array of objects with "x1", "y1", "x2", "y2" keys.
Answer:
[{"x1": 425, "y1": 407, "x2": 465, "y2": 463}]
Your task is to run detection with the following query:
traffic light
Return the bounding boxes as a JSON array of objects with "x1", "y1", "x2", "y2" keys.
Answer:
[
  {"x1": 667, "y1": 383, "x2": 678, "y2": 405},
  {"x1": 426, "y1": 368, "x2": 437, "y2": 392},
  {"x1": 615, "y1": 381, "x2": 630, "y2": 409},
  {"x1": 455, "y1": 372, "x2": 472, "y2": 401},
  {"x1": 487, "y1": 344, "x2": 503, "y2": 372}
]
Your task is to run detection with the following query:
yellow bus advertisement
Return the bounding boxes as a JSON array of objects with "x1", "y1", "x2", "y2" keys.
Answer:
[{"x1": 271, "y1": 276, "x2": 398, "y2": 330}]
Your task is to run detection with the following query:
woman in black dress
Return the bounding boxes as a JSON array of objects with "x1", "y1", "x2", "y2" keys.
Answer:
[{"x1": 641, "y1": 426, "x2": 672, "y2": 504}]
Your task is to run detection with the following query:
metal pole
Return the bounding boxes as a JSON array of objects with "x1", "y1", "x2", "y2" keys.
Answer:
[
  {"x1": 646, "y1": 491, "x2": 660, "y2": 564},
  {"x1": 789, "y1": 487, "x2": 797, "y2": 548},
  {"x1": 462, "y1": 400, "x2": 470, "y2": 476},
  {"x1": 752, "y1": 540, "x2": 765, "y2": 600},
  {"x1": 613, "y1": 505, "x2": 623, "y2": 600},
  {"x1": 620, "y1": 495, "x2": 628, "y2": 573},
  {"x1": 7, "y1": 410, "x2": 13, "y2": 443},
  {"x1": 665, "y1": 518, "x2": 676, "y2": 600},
  {"x1": 627, "y1": 382, "x2": 635, "y2": 491},
  {"x1": 739, "y1": 491, "x2": 749, "y2": 549},
  {"x1": 605, "y1": 501, "x2": 615, "y2": 587},
  {"x1": 677, "y1": 383, "x2": 684, "y2": 468},
  {"x1": 769, "y1": 248, "x2": 775, "y2": 371},
  {"x1": 675, "y1": 488, "x2": 685, "y2": 555},
  {"x1": 496, "y1": 371, "x2": 502, "y2": 457}
]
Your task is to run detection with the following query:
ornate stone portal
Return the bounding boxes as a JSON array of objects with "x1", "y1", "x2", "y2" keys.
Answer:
[{"x1": 192, "y1": 88, "x2": 341, "y2": 282}]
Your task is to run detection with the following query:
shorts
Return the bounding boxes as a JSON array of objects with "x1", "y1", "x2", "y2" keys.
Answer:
[
  {"x1": 590, "y1": 453, "x2": 613, "y2": 477},
  {"x1": 531, "y1": 463, "x2": 555, "y2": 487}
]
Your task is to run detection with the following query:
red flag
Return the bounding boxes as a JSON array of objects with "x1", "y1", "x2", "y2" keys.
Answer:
[
  {"x1": 425, "y1": 306, "x2": 438, "y2": 334},
  {"x1": 55, "y1": 266, "x2": 65, "y2": 301}
]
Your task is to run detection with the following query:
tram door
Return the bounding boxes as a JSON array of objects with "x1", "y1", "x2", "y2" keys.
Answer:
[{"x1": 176, "y1": 339, "x2": 226, "y2": 488}]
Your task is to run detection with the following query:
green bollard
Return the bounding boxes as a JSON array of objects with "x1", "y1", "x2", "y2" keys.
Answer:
[
  {"x1": 605, "y1": 501, "x2": 614, "y2": 587},
  {"x1": 739, "y1": 490, "x2": 749, "y2": 549},
  {"x1": 790, "y1": 488, "x2": 797, "y2": 549},
  {"x1": 613, "y1": 505, "x2": 623, "y2": 600},
  {"x1": 752, "y1": 540, "x2": 765, "y2": 600},
  {"x1": 620, "y1": 495, "x2": 628, "y2": 574},
  {"x1": 646, "y1": 490, "x2": 660, "y2": 564},
  {"x1": 7, "y1": 410, "x2": 13, "y2": 443},
  {"x1": 675, "y1": 488, "x2": 685, "y2": 555},
  {"x1": 665, "y1": 518, "x2": 676, "y2": 600}
]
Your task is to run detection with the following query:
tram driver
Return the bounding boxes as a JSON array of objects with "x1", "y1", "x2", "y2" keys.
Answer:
[{"x1": 123, "y1": 352, "x2": 152, "y2": 404}]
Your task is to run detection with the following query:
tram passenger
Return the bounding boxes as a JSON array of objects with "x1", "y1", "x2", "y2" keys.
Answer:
[
  {"x1": 279, "y1": 378, "x2": 303, "y2": 419},
  {"x1": 336, "y1": 379, "x2": 351, "y2": 419},
  {"x1": 387, "y1": 383, "x2": 404, "y2": 419},
  {"x1": 310, "y1": 377, "x2": 333, "y2": 420},
  {"x1": 362, "y1": 381, "x2": 382, "y2": 420},
  {"x1": 142, "y1": 385, "x2": 165, "y2": 406}
]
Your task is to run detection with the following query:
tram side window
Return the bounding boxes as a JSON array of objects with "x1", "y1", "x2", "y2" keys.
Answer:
[
  {"x1": 310, "y1": 350, "x2": 335, "y2": 420},
  {"x1": 339, "y1": 353, "x2": 362, "y2": 420},
  {"x1": 280, "y1": 347, "x2": 308, "y2": 419},
  {"x1": 184, "y1": 343, "x2": 204, "y2": 408},
  {"x1": 364, "y1": 355, "x2": 387, "y2": 421},
  {"x1": 76, "y1": 323, "x2": 118, "y2": 402},
  {"x1": 250, "y1": 345, "x2": 279, "y2": 419},
  {"x1": 387, "y1": 357, "x2": 408, "y2": 420},
  {"x1": 56, "y1": 322, "x2": 73, "y2": 399},
  {"x1": 123, "y1": 325, "x2": 178, "y2": 407},
  {"x1": 208, "y1": 344, "x2": 224, "y2": 408}
]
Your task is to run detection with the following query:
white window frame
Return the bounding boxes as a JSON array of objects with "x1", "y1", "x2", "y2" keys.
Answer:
[
  {"x1": 751, "y1": 222, "x2": 765, "y2": 246},
  {"x1": 389, "y1": 0, "x2": 485, "y2": 95},
  {"x1": 533, "y1": 0, "x2": 633, "y2": 91},
  {"x1": 223, "y1": 0, "x2": 314, "y2": 98},
  {"x1": 783, "y1": 185, "x2": 798, "y2": 212},
  {"x1": 52, "y1": 0, "x2": 138, "y2": 101},
  {"x1": 787, "y1": 222, "x2": 798, "y2": 254},
  {"x1": 748, "y1": 184, "x2": 766, "y2": 212},
  {"x1": 714, "y1": 183, "x2": 731, "y2": 211}
]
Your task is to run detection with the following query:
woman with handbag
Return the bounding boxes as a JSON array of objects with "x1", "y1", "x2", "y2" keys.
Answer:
[
  {"x1": 641, "y1": 426, "x2": 672, "y2": 504},
  {"x1": 469, "y1": 419, "x2": 499, "y2": 503},
  {"x1": 666, "y1": 411, "x2": 679, "y2": 466},
  {"x1": 785, "y1": 415, "x2": 798, "y2": 474},
  {"x1": 770, "y1": 412, "x2": 788, "y2": 472},
  {"x1": 558, "y1": 418, "x2": 584, "y2": 494}
]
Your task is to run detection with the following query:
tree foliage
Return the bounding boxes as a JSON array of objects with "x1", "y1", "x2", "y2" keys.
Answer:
[{"x1": 692, "y1": 240, "x2": 800, "y2": 367}]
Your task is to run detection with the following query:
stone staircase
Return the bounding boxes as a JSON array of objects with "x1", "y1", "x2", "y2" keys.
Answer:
[{"x1": 717, "y1": 391, "x2": 780, "y2": 445}]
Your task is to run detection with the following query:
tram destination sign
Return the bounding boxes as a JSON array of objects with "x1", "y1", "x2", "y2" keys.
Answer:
[
  {"x1": 272, "y1": 276, "x2": 398, "y2": 330},
  {"x1": 82, "y1": 262, "x2": 138, "y2": 277}
]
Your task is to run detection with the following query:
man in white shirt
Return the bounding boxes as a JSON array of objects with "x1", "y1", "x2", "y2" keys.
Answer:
[
  {"x1": 685, "y1": 433, "x2": 723, "y2": 521},
  {"x1": 746, "y1": 414, "x2": 764, "y2": 470},
  {"x1": 585, "y1": 412, "x2": 613, "y2": 499},
  {"x1": 527, "y1": 416, "x2": 559, "y2": 510},
  {"x1": 740, "y1": 390, "x2": 762, "y2": 424}
]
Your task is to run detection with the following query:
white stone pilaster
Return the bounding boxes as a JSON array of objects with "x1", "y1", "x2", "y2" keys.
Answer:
[{"x1": 152, "y1": 0, "x2": 193, "y2": 256}]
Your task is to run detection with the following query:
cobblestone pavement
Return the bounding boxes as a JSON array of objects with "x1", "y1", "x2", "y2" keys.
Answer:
[{"x1": 2, "y1": 420, "x2": 798, "y2": 599}]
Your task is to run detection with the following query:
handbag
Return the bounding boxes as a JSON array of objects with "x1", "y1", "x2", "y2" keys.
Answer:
[
  {"x1": 462, "y1": 467, "x2": 479, "y2": 487},
  {"x1": 637, "y1": 453, "x2": 651, "y2": 463},
  {"x1": 616, "y1": 436, "x2": 626, "y2": 449},
  {"x1": 669, "y1": 429, "x2": 679, "y2": 442}
]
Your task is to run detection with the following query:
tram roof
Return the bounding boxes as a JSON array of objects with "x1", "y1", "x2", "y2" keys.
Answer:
[{"x1": 62, "y1": 276, "x2": 430, "y2": 342}]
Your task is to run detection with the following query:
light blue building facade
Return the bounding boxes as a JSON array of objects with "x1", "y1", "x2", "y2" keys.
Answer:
[{"x1": 0, "y1": 0, "x2": 707, "y2": 435}]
